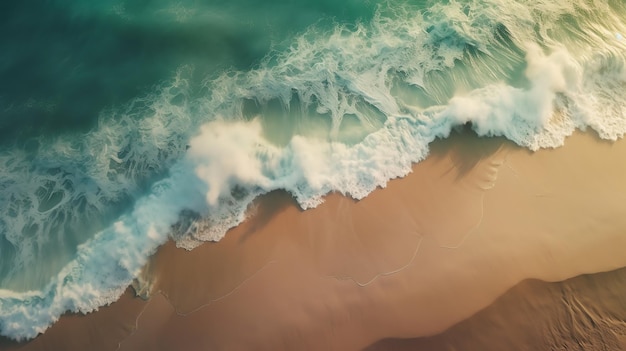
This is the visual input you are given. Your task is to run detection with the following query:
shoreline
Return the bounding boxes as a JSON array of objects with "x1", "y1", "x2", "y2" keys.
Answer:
[{"x1": 4, "y1": 129, "x2": 626, "y2": 350}]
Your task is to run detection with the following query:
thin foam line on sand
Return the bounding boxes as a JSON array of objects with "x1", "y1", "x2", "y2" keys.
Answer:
[{"x1": 7, "y1": 129, "x2": 626, "y2": 351}]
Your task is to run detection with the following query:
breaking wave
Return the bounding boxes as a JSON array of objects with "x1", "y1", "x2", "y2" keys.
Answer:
[{"x1": 1, "y1": 0, "x2": 625, "y2": 340}]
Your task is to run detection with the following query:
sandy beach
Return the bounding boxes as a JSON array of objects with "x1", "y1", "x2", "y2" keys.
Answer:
[
  {"x1": 368, "y1": 267, "x2": 626, "y2": 350},
  {"x1": 3, "y1": 129, "x2": 626, "y2": 350}
]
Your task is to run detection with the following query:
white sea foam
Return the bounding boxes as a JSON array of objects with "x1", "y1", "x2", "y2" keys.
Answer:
[{"x1": 1, "y1": 0, "x2": 625, "y2": 340}]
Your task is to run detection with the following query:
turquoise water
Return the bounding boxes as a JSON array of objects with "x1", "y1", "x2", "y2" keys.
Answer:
[{"x1": 0, "y1": 0, "x2": 625, "y2": 340}]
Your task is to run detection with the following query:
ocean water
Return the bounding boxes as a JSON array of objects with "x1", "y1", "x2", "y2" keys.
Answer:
[{"x1": 0, "y1": 0, "x2": 625, "y2": 340}]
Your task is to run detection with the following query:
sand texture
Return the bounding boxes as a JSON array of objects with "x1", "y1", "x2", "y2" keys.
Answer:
[{"x1": 3, "y1": 130, "x2": 626, "y2": 350}]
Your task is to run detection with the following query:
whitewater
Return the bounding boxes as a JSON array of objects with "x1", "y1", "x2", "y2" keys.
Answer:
[{"x1": 0, "y1": 0, "x2": 625, "y2": 340}]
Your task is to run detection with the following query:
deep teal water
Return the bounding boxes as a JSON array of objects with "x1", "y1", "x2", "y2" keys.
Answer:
[
  {"x1": 0, "y1": 0, "x2": 377, "y2": 142},
  {"x1": 0, "y1": 0, "x2": 625, "y2": 341}
]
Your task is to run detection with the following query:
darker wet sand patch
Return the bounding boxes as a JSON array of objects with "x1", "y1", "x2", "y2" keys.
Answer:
[{"x1": 367, "y1": 266, "x2": 626, "y2": 351}]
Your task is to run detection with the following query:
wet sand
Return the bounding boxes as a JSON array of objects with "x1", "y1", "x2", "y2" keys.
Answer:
[{"x1": 3, "y1": 129, "x2": 626, "y2": 350}]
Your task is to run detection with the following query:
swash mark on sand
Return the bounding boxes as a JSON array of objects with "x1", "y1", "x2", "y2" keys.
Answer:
[
  {"x1": 116, "y1": 260, "x2": 278, "y2": 351},
  {"x1": 439, "y1": 152, "x2": 508, "y2": 249},
  {"x1": 326, "y1": 233, "x2": 424, "y2": 287}
]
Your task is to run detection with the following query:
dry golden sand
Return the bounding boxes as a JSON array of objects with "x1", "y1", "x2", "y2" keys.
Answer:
[
  {"x1": 3, "y1": 129, "x2": 626, "y2": 350},
  {"x1": 367, "y1": 267, "x2": 626, "y2": 351}
]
